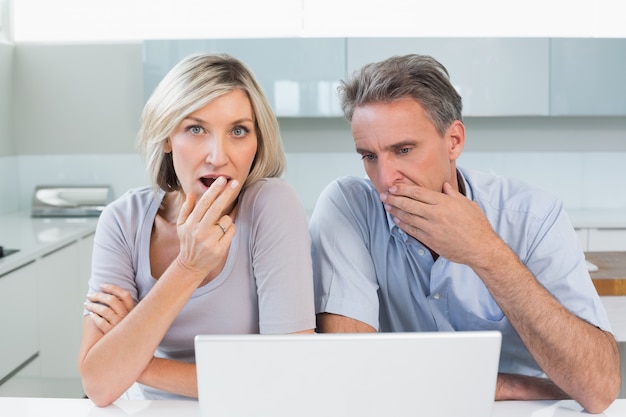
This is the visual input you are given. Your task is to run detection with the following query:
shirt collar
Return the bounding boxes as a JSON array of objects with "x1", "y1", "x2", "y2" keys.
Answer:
[{"x1": 457, "y1": 166, "x2": 473, "y2": 201}]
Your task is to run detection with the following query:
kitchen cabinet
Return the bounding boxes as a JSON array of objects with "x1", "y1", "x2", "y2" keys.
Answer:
[
  {"x1": 550, "y1": 39, "x2": 626, "y2": 116},
  {"x1": 575, "y1": 228, "x2": 589, "y2": 251},
  {"x1": 346, "y1": 38, "x2": 550, "y2": 117},
  {"x1": 143, "y1": 38, "x2": 346, "y2": 117},
  {"x1": 0, "y1": 233, "x2": 93, "y2": 396},
  {"x1": 144, "y1": 37, "x2": 626, "y2": 118},
  {"x1": 576, "y1": 228, "x2": 626, "y2": 251},
  {"x1": 588, "y1": 229, "x2": 626, "y2": 251},
  {"x1": 0, "y1": 261, "x2": 38, "y2": 385},
  {"x1": 0, "y1": 213, "x2": 97, "y2": 394},
  {"x1": 37, "y1": 233, "x2": 94, "y2": 381}
]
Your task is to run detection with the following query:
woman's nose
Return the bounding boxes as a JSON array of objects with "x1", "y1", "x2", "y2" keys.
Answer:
[{"x1": 205, "y1": 136, "x2": 228, "y2": 166}]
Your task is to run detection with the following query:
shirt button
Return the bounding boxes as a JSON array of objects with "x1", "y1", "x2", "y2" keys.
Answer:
[
  {"x1": 417, "y1": 249, "x2": 425, "y2": 256},
  {"x1": 433, "y1": 293, "x2": 440, "y2": 300}
]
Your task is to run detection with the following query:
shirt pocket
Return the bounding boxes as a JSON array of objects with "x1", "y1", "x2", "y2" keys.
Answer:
[{"x1": 447, "y1": 285, "x2": 507, "y2": 331}]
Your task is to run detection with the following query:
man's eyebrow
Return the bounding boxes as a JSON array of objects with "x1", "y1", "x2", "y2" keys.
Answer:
[
  {"x1": 356, "y1": 140, "x2": 418, "y2": 154},
  {"x1": 387, "y1": 140, "x2": 418, "y2": 151}
]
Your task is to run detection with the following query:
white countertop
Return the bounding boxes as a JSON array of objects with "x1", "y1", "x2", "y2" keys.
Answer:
[
  {"x1": 0, "y1": 211, "x2": 98, "y2": 276},
  {"x1": 567, "y1": 208, "x2": 626, "y2": 229},
  {"x1": 0, "y1": 398, "x2": 625, "y2": 417}
]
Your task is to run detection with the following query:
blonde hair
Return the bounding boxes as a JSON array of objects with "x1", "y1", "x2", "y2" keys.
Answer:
[{"x1": 138, "y1": 52, "x2": 285, "y2": 191}]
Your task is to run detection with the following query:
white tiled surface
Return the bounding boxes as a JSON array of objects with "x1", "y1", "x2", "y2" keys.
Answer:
[
  {"x1": 283, "y1": 152, "x2": 365, "y2": 216},
  {"x1": 14, "y1": 154, "x2": 149, "y2": 213},
  {"x1": 582, "y1": 153, "x2": 626, "y2": 209},
  {"x1": 0, "y1": 156, "x2": 19, "y2": 214},
  {"x1": 1, "y1": 151, "x2": 625, "y2": 219},
  {"x1": 458, "y1": 152, "x2": 586, "y2": 209}
]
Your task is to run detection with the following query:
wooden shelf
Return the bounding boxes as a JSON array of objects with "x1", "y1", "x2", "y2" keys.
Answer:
[{"x1": 585, "y1": 252, "x2": 626, "y2": 296}]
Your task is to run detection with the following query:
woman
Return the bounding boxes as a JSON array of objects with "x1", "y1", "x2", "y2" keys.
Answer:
[{"x1": 78, "y1": 53, "x2": 315, "y2": 407}]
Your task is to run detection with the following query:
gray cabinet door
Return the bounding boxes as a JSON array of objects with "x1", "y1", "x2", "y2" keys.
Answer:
[
  {"x1": 550, "y1": 38, "x2": 626, "y2": 116},
  {"x1": 0, "y1": 262, "x2": 38, "y2": 383},
  {"x1": 144, "y1": 38, "x2": 346, "y2": 117},
  {"x1": 347, "y1": 38, "x2": 550, "y2": 117}
]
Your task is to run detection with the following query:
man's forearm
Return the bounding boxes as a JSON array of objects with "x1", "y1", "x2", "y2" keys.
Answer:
[
  {"x1": 495, "y1": 373, "x2": 570, "y2": 401},
  {"x1": 316, "y1": 312, "x2": 376, "y2": 333},
  {"x1": 472, "y1": 243, "x2": 620, "y2": 413}
]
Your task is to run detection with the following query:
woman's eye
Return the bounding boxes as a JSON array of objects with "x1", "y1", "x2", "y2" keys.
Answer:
[
  {"x1": 232, "y1": 126, "x2": 249, "y2": 137},
  {"x1": 188, "y1": 125, "x2": 204, "y2": 135}
]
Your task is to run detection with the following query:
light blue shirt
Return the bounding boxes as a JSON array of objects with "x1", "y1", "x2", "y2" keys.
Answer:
[{"x1": 310, "y1": 167, "x2": 611, "y2": 376}]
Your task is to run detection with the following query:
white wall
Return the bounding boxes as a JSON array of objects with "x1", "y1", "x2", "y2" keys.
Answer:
[
  {"x1": 0, "y1": 42, "x2": 17, "y2": 214},
  {"x1": 0, "y1": 41, "x2": 12, "y2": 156},
  {"x1": 14, "y1": 43, "x2": 142, "y2": 155}
]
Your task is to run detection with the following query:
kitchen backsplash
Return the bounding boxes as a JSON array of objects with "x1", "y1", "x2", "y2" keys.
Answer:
[
  {"x1": 1, "y1": 151, "x2": 625, "y2": 217},
  {"x1": 0, "y1": 156, "x2": 19, "y2": 214}
]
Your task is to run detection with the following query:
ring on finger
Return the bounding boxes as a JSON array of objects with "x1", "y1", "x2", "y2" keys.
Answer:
[{"x1": 217, "y1": 223, "x2": 228, "y2": 234}]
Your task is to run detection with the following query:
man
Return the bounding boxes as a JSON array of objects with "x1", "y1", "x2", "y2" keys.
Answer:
[{"x1": 309, "y1": 54, "x2": 620, "y2": 413}]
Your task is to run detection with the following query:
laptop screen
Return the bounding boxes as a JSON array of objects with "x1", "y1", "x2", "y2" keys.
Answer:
[{"x1": 195, "y1": 331, "x2": 501, "y2": 417}]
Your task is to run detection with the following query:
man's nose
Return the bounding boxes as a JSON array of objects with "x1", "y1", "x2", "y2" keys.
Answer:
[{"x1": 377, "y1": 157, "x2": 401, "y2": 189}]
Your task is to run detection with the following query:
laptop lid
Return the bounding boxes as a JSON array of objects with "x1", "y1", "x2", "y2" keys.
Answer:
[{"x1": 195, "y1": 331, "x2": 501, "y2": 417}]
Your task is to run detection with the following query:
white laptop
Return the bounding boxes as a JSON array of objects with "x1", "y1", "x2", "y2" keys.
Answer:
[{"x1": 195, "y1": 331, "x2": 501, "y2": 417}]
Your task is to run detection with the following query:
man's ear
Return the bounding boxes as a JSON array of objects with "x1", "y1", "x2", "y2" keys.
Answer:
[{"x1": 447, "y1": 120, "x2": 465, "y2": 160}]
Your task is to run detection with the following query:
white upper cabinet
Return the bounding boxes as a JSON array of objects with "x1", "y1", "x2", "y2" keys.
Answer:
[
  {"x1": 347, "y1": 38, "x2": 550, "y2": 117},
  {"x1": 550, "y1": 38, "x2": 626, "y2": 116},
  {"x1": 143, "y1": 38, "x2": 346, "y2": 117},
  {"x1": 144, "y1": 37, "x2": 625, "y2": 118}
]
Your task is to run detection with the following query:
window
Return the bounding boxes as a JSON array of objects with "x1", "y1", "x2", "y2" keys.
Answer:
[{"x1": 10, "y1": 0, "x2": 626, "y2": 43}]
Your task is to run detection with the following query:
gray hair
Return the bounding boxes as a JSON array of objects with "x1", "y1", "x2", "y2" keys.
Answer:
[
  {"x1": 138, "y1": 52, "x2": 285, "y2": 191},
  {"x1": 339, "y1": 54, "x2": 463, "y2": 137}
]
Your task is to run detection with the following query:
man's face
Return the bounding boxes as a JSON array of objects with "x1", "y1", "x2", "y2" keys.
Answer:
[{"x1": 352, "y1": 98, "x2": 463, "y2": 197}]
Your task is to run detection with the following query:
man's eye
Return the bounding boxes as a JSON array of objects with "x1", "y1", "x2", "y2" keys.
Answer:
[
  {"x1": 398, "y1": 147, "x2": 410, "y2": 154},
  {"x1": 361, "y1": 154, "x2": 376, "y2": 161}
]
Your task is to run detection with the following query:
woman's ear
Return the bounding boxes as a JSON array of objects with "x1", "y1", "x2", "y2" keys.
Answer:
[
  {"x1": 164, "y1": 138, "x2": 172, "y2": 153},
  {"x1": 446, "y1": 120, "x2": 465, "y2": 160}
]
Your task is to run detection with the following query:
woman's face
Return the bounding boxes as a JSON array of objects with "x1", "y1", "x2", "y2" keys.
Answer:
[{"x1": 166, "y1": 89, "x2": 258, "y2": 208}]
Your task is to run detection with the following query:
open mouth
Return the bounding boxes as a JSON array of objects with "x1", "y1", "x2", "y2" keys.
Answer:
[
  {"x1": 200, "y1": 177, "x2": 216, "y2": 188},
  {"x1": 200, "y1": 176, "x2": 231, "y2": 188}
]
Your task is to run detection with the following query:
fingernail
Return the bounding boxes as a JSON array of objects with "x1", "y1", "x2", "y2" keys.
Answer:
[
  {"x1": 388, "y1": 186, "x2": 397, "y2": 193},
  {"x1": 380, "y1": 193, "x2": 388, "y2": 201},
  {"x1": 230, "y1": 180, "x2": 239, "y2": 188},
  {"x1": 216, "y1": 176, "x2": 226, "y2": 185}
]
